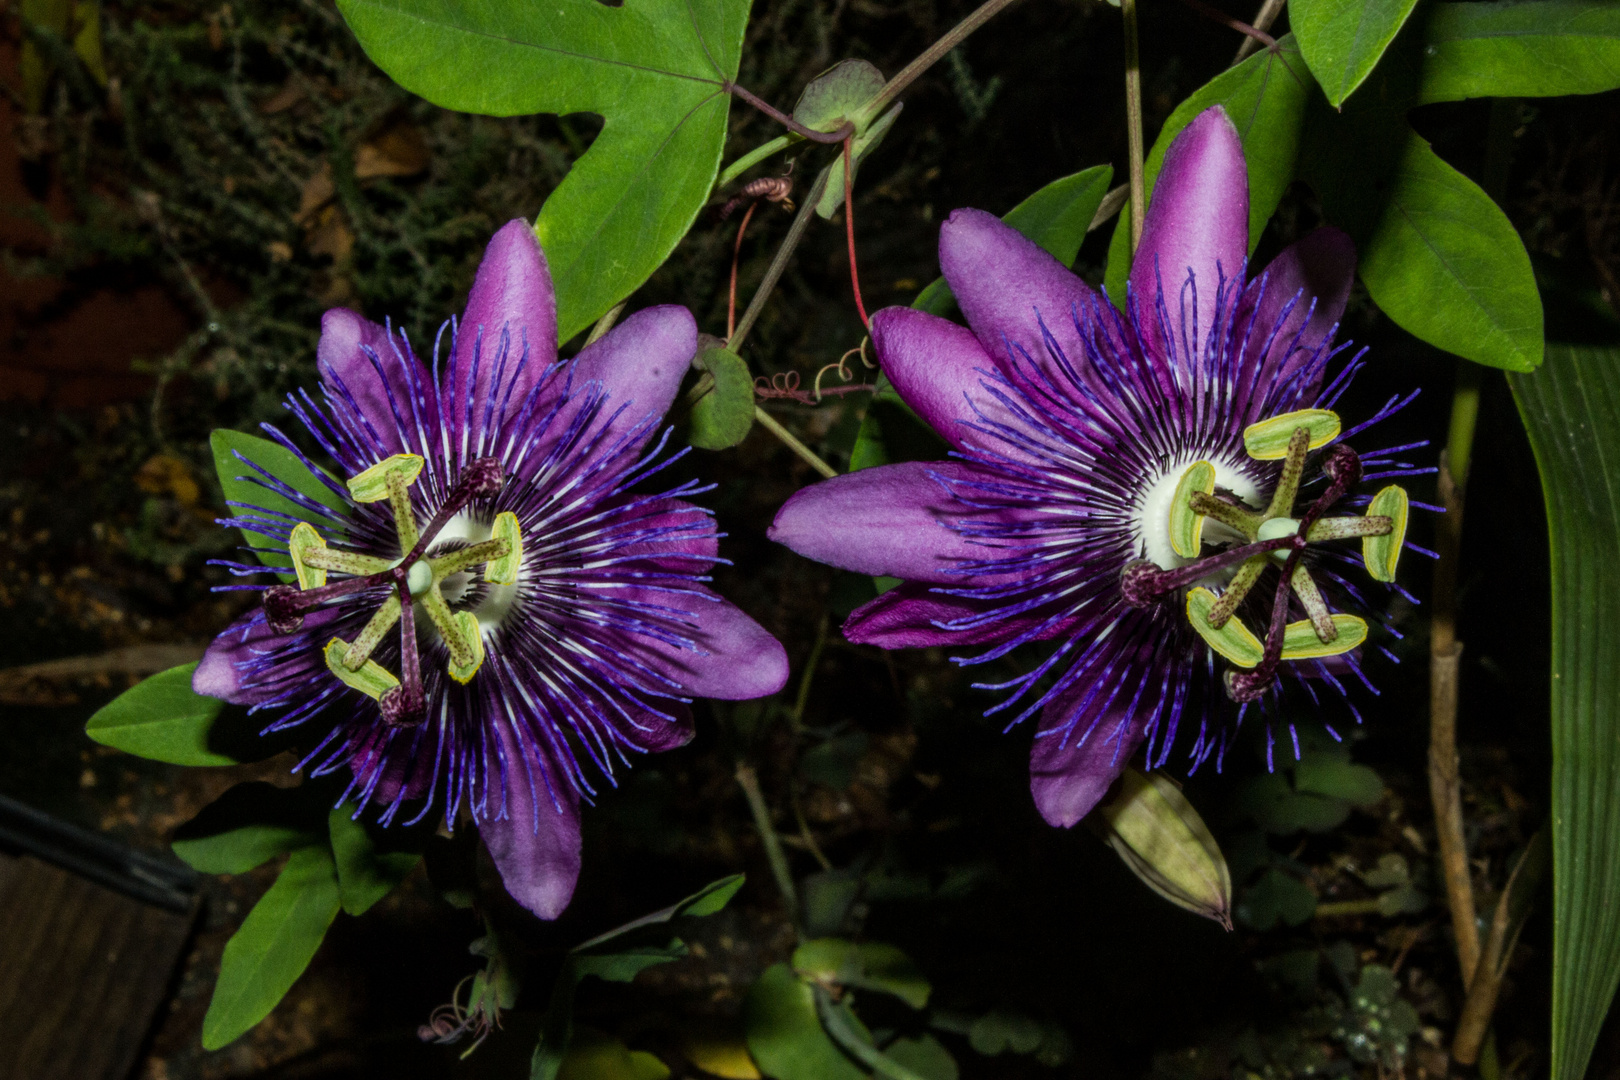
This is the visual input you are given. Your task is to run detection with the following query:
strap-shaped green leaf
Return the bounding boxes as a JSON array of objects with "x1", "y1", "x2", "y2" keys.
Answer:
[
  {"x1": 85, "y1": 662, "x2": 238, "y2": 767},
  {"x1": 1291, "y1": 0, "x2": 1421, "y2": 107},
  {"x1": 1104, "y1": 36, "x2": 1316, "y2": 299},
  {"x1": 1510, "y1": 344, "x2": 1620, "y2": 1080},
  {"x1": 201, "y1": 844, "x2": 342, "y2": 1050},
  {"x1": 1419, "y1": 1, "x2": 1620, "y2": 105},
  {"x1": 335, "y1": 0, "x2": 751, "y2": 340},
  {"x1": 173, "y1": 782, "x2": 327, "y2": 874}
]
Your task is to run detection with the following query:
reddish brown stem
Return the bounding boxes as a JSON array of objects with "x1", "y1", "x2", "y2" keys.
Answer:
[
  {"x1": 843, "y1": 137, "x2": 870, "y2": 330},
  {"x1": 728, "y1": 201, "x2": 759, "y2": 342}
]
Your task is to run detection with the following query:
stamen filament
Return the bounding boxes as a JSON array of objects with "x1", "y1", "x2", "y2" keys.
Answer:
[
  {"x1": 345, "y1": 594, "x2": 402, "y2": 670},
  {"x1": 430, "y1": 538, "x2": 511, "y2": 582},
  {"x1": 1207, "y1": 555, "x2": 1267, "y2": 628},
  {"x1": 1305, "y1": 515, "x2": 1392, "y2": 542},
  {"x1": 388, "y1": 471, "x2": 421, "y2": 554},
  {"x1": 1263, "y1": 427, "x2": 1312, "y2": 519},
  {"x1": 1189, "y1": 491, "x2": 1263, "y2": 538},
  {"x1": 418, "y1": 584, "x2": 477, "y2": 669},
  {"x1": 301, "y1": 548, "x2": 398, "y2": 576},
  {"x1": 1289, "y1": 563, "x2": 1338, "y2": 642}
]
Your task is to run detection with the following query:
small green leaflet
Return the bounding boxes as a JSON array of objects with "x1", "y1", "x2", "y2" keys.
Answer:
[
  {"x1": 743, "y1": 963, "x2": 866, "y2": 1080},
  {"x1": 211, "y1": 428, "x2": 348, "y2": 578},
  {"x1": 1510, "y1": 344, "x2": 1620, "y2": 1080},
  {"x1": 1104, "y1": 36, "x2": 1316, "y2": 300},
  {"x1": 84, "y1": 662, "x2": 237, "y2": 767},
  {"x1": 1418, "y1": 0, "x2": 1620, "y2": 105},
  {"x1": 335, "y1": 0, "x2": 752, "y2": 342},
  {"x1": 202, "y1": 844, "x2": 343, "y2": 1050},
  {"x1": 329, "y1": 806, "x2": 423, "y2": 917},
  {"x1": 688, "y1": 348, "x2": 756, "y2": 450},
  {"x1": 1291, "y1": 0, "x2": 1421, "y2": 107},
  {"x1": 172, "y1": 782, "x2": 327, "y2": 874},
  {"x1": 791, "y1": 938, "x2": 931, "y2": 1009}
]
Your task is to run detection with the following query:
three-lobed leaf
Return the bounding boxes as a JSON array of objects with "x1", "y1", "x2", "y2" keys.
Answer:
[
  {"x1": 1291, "y1": 0, "x2": 1420, "y2": 107},
  {"x1": 202, "y1": 844, "x2": 343, "y2": 1050},
  {"x1": 1510, "y1": 344, "x2": 1620, "y2": 1080},
  {"x1": 336, "y1": 0, "x2": 751, "y2": 341},
  {"x1": 85, "y1": 662, "x2": 237, "y2": 767}
]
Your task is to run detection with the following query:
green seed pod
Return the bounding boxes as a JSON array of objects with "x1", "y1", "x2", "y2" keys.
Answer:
[{"x1": 1096, "y1": 768, "x2": 1232, "y2": 928}]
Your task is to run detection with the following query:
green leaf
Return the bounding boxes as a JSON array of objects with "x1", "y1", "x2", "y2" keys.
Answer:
[
  {"x1": 1293, "y1": 754, "x2": 1384, "y2": 807},
  {"x1": 967, "y1": 1010, "x2": 1046, "y2": 1056},
  {"x1": 201, "y1": 844, "x2": 342, "y2": 1050},
  {"x1": 559, "y1": 1028, "x2": 671, "y2": 1080},
  {"x1": 885, "y1": 1035, "x2": 958, "y2": 1080},
  {"x1": 1291, "y1": 0, "x2": 1420, "y2": 107},
  {"x1": 172, "y1": 782, "x2": 326, "y2": 874},
  {"x1": 816, "y1": 105, "x2": 903, "y2": 219},
  {"x1": 1104, "y1": 36, "x2": 1316, "y2": 300},
  {"x1": 71, "y1": 1, "x2": 107, "y2": 87},
  {"x1": 211, "y1": 428, "x2": 349, "y2": 577},
  {"x1": 328, "y1": 806, "x2": 422, "y2": 916},
  {"x1": 1418, "y1": 1, "x2": 1620, "y2": 105},
  {"x1": 85, "y1": 662, "x2": 236, "y2": 767},
  {"x1": 1234, "y1": 867, "x2": 1318, "y2": 930},
  {"x1": 1304, "y1": 122, "x2": 1543, "y2": 371},
  {"x1": 793, "y1": 59, "x2": 885, "y2": 132},
  {"x1": 791, "y1": 938, "x2": 931, "y2": 1009},
  {"x1": 743, "y1": 963, "x2": 865, "y2": 1080},
  {"x1": 1509, "y1": 344, "x2": 1620, "y2": 1080},
  {"x1": 1237, "y1": 772, "x2": 1352, "y2": 834},
  {"x1": 574, "y1": 873, "x2": 746, "y2": 952},
  {"x1": 913, "y1": 165, "x2": 1113, "y2": 317},
  {"x1": 335, "y1": 0, "x2": 749, "y2": 341},
  {"x1": 689, "y1": 348, "x2": 756, "y2": 450}
]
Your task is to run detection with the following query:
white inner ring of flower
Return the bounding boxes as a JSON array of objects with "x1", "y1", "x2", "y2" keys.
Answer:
[
  {"x1": 424, "y1": 513, "x2": 524, "y2": 635},
  {"x1": 1133, "y1": 457, "x2": 1260, "y2": 574}
]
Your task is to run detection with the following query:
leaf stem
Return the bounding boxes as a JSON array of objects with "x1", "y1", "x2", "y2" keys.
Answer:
[
  {"x1": 753, "y1": 407, "x2": 838, "y2": 479},
  {"x1": 725, "y1": 82, "x2": 853, "y2": 144},
  {"x1": 719, "y1": 134, "x2": 798, "y2": 190},
  {"x1": 864, "y1": 0, "x2": 1024, "y2": 118},
  {"x1": 735, "y1": 761, "x2": 799, "y2": 926},
  {"x1": 1121, "y1": 0, "x2": 1146, "y2": 252},
  {"x1": 728, "y1": 164, "x2": 829, "y2": 353},
  {"x1": 842, "y1": 137, "x2": 871, "y2": 329},
  {"x1": 1233, "y1": 0, "x2": 1287, "y2": 63}
]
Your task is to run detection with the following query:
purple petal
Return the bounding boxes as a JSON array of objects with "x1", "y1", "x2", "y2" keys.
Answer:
[
  {"x1": 451, "y1": 219, "x2": 559, "y2": 436},
  {"x1": 869, "y1": 306, "x2": 998, "y2": 449},
  {"x1": 612, "y1": 700, "x2": 696, "y2": 753},
  {"x1": 770, "y1": 462, "x2": 1022, "y2": 584},
  {"x1": 1129, "y1": 106, "x2": 1249, "y2": 364},
  {"x1": 938, "y1": 209, "x2": 1104, "y2": 391},
  {"x1": 610, "y1": 496, "x2": 719, "y2": 572},
  {"x1": 317, "y1": 308, "x2": 417, "y2": 454},
  {"x1": 482, "y1": 719, "x2": 581, "y2": 920},
  {"x1": 194, "y1": 607, "x2": 344, "y2": 706},
  {"x1": 1029, "y1": 701, "x2": 1150, "y2": 828},
  {"x1": 521, "y1": 306, "x2": 697, "y2": 478},
  {"x1": 611, "y1": 586, "x2": 789, "y2": 701},
  {"x1": 1238, "y1": 227, "x2": 1357, "y2": 404},
  {"x1": 843, "y1": 582, "x2": 1073, "y2": 649}
]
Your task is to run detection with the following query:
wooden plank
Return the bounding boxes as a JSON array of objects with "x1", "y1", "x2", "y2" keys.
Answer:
[{"x1": 0, "y1": 851, "x2": 197, "y2": 1080}]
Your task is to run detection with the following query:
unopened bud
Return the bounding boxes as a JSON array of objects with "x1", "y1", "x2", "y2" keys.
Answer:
[{"x1": 1095, "y1": 768, "x2": 1232, "y2": 928}]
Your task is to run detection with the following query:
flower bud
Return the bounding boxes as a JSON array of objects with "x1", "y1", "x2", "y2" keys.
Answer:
[{"x1": 1095, "y1": 768, "x2": 1232, "y2": 928}]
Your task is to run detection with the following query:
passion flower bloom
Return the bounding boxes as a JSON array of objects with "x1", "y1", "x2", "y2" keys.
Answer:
[
  {"x1": 771, "y1": 107, "x2": 1428, "y2": 827},
  {"x1": 196, "y1": 221, "x2": 789, "y2": 918}
]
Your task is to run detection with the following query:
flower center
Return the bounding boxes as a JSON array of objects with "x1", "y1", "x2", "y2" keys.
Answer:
[
  {"x1": 1119, "y1": 409, "x2": 1411, "y2": 704},
  {"x1": 260, "y1": 454, "x2": 524, "y2": 726}
]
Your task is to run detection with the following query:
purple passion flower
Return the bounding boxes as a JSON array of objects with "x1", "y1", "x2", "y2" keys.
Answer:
[
  {"x1": 770, "y1": 107, "x2": 1428, "y2": 827},
  {"x1": 196, "y1": 221, "x2": 790, "y2": 918}
]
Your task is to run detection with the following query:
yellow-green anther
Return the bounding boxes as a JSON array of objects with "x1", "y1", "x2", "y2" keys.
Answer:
[
  {"x1": 1168, "y1": 461, "x2": 1216, "y2": 559},
  {"x1": 325, "y1": 637, "x2": 400, "y2": 699},
  {"x1": 1305, "y1": 515, "x2": 1393, "y2": 542},
  {"x1": 418, "y1": 586, "x2": 476, "y2": 670},
  {"x1": 346, "y1": 453, "x2": 425, "y2": 502},
  {"x1": 1186, "y1": 586, "x2": 1264, "y2": 668},
  {"x1": 446, "y1": 610, "x2": 486, "y2": 684},
  {"x1": 288, "y1": 522, "x2": 327, "y2": 590},
  {"x1": 300, "y1": 547, "x2": 395, "y2": 577},
  {"x1": 1096, "y1": 768, "x2": 1232, "y2": 928},
  {"x1": 1243, "y1": 408, "x2": 1340, "y2": 461},
  {"x1": 1207, "y1": 556, "x2": 1268, "y2": 628},
  {"x1": 1362, "y1": 485, "x2": 1409, "y2": 583},
  {"x1": 1289, "y1": 563, "x2": 1337, "y2": 643},
  {"x1": 485, "y1": 511, "x2": 523, "y2": 585},
  {"x1": 430, "y1": 538, "x2": 510, "y2": 581},
  {"x1": 1279, "y1": 613, "x2": 1368, "y2": 659},
  {"x1": 1264, "y1": 427, "x2": 1313, "y2": 519},
  {"x1": 1189, "y1": 491, "x2": 1262, "y2": 538}
]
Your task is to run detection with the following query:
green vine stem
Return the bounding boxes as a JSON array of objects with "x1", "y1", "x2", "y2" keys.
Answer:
[
  {"x1": 753, "y1": 406, "x2": 838, "y2": 479},
  {"x1": 1121, "y1": 0, "x2": 1146, "y2": 251},
  {"x1": 736, "y1": 760, "x2": 801, "y2": 928}
]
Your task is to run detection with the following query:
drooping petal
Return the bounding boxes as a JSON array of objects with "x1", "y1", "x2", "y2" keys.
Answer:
[
  {"x1": 938, "y1": 209, "x2": 1104, "y2": 390},
  {"x1": 869, "y1": 306, "x2": 998, "y2": 449},
  {"x1": 843, "y1": 581, "x2": 1075, "y2": 649},
  {"x1": 605, "y1": 496, "x2": 720, "y2": 573},
  {"x1": 194, "y1": 606, "x2": 345, "y2": 706},
  {"x1": 317, "y1": 308, "x2": 418, "y2": 456},
  {"x1": 1129, "y1": 106, "x2": 1249, "y2": 366},
  {"x1": 770, "y1": 462, "x2": 1022, "y2": 584},
  {"x1": 1029, "y1": 702, "x2": 1150, "y2": 828},
  {"x1": 605, "y1": 585, "x2": 789, "y2": 701},
  {"x1": 451, "y1": 219, "x2": 559, "y2": 438},
  {"x1": 481, "y1": 719, "x2": 582, "y2": 920},
  {"x1": 1236, "y1": 226, "x2": 1357, "y2": 416},
  {"x1": 611, "y1": 700, "x2": 696, "y2": 753}
]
